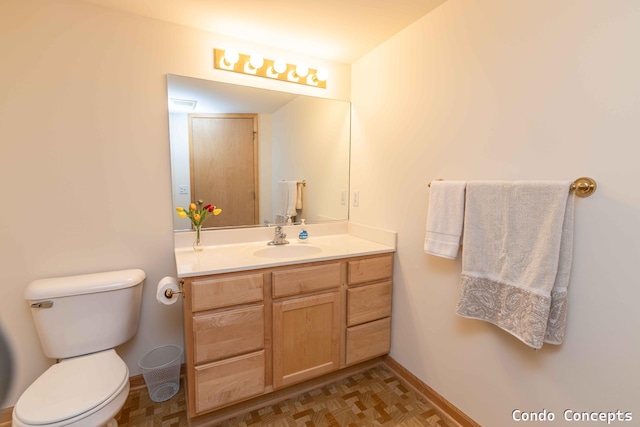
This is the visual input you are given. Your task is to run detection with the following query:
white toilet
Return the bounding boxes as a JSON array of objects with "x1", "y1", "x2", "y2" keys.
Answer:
[{"x1": 12, "y1": 269, "x2": 146, "y2": 427}]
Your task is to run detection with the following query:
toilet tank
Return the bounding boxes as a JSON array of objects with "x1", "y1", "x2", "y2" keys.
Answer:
[{"x1": 25, "y1": 269, "x2": 146, "y2": 359}]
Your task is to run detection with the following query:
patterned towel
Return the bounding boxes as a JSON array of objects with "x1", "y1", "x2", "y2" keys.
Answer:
[{"x1": 455, "y1": 181, "x2": 575, "y2": 349}]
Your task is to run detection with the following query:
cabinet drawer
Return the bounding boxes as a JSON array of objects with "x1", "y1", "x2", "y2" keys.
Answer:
[
  {"x1": 193, "y1": 305, "x2": 264, "y2": 364},
  {"x1": 272, "y1": 263, "x2": 341, "y2": 298},
  {"x1": 346, "y1": 317, "x2": 391, "y2": 366},
  {"x1": 191, "y1": 273, "x2": 263, "y2": 312},
  {"x1": 347, "y1": 254, "x2": 393, "y2": 285},
  {"x1": 194, "y1": 350, "x2": 265, "y2": 414},
  {"x1": 347, "y1": 281, "x2": 392, "y2": 326}
]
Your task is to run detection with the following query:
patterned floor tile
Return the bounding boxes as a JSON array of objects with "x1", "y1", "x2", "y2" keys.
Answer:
[{"x1": 115, "y1": 366, "x2": 447, "y2": 426}]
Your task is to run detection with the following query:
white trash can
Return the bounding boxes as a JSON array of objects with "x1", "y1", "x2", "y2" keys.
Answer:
[{"x1": 137, "y1": 344, "x2": 182, "y2": 402}]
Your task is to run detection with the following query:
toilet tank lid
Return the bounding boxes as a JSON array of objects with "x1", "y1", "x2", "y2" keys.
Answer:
[{"x1": 25, "y1": 269, "x2": 146, "y2": 300}]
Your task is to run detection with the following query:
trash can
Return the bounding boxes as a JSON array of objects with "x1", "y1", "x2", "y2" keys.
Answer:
[{"x1": 137, "y1": 344, "x2": 182, "y2": 402}]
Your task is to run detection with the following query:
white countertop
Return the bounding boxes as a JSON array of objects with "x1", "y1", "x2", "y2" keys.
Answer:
[{"x1": 174, "y1": 229, "x2": 396, "y2": 278}]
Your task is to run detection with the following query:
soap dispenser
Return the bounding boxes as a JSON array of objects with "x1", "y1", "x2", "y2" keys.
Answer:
[{"x1": 298, "y1": 219, "x2": 309, "y2": 242}]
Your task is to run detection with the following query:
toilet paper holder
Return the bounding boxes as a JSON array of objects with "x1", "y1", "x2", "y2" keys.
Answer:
[{"x1": 164, "y1": 279, "x2": 185, "y2": 299}]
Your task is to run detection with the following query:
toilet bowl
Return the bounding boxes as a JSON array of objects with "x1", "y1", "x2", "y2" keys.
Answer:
[
  {"x1": 12, "y1": 269, "x2": 145, "y2": 427},
  {"x1": 12, "y1": 350, "x2": 129, "y2": 427}
]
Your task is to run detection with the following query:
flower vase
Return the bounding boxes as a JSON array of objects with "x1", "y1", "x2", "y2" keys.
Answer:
[{"x1": 193, "y1": 225, "x2": 203, "y2": 252}]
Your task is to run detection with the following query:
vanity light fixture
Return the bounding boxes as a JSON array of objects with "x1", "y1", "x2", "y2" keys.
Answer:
[{"x1": 213, "y1": 48, "x2": 327, "y2": 89}]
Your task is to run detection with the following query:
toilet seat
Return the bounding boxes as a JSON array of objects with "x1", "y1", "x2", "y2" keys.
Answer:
[{"x1": 13, "y1": 349, "x2": 128, "y2": 426}]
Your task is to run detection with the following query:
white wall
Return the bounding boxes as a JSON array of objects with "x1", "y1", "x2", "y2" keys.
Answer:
[
  {"x1": 168, "y1": 113, "x2": 192, "y2": 230},
  {"x1": 0, "y1": 0, "x2": 349, "y2": 409},
  {"x1": 271, "y1": 96, "x2": 351, "y2": 223},
  {"x1": 351, "y1": 0, "x2": 640, "y2": 425},
  {"x1": 258, "y1": 114, "x2": 274, "y2": 223}
]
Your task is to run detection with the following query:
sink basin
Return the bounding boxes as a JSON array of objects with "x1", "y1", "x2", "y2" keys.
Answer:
[{"x1": 253, "y1": 244, "x2": 322, "y2": 259}]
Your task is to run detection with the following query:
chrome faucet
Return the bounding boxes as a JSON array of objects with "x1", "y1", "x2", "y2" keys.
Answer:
[{"x1": 268, "y1": 225, "x2": 289, "y2": 245}]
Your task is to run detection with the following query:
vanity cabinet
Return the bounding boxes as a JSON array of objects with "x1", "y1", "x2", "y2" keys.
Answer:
[{"x1": 181, "y1": 252, "x2": 393, "y2": 420}]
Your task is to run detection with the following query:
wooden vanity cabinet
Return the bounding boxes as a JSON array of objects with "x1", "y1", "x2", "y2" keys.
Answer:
[{"x1": 181, "y1": 253, "x2": 394, "y2": 420}]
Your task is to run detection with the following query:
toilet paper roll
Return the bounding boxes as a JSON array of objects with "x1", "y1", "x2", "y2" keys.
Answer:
[{"x1": 156, "y1": 276, "x2": 180, "y2": 305}]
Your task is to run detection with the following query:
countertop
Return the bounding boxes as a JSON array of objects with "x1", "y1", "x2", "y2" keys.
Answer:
[{"x1": 174, "y1": 233, "x2": 396, "y2": 278}]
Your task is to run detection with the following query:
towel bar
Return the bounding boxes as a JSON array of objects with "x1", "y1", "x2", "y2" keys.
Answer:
[
  {"x1": 282, "y1": 179, "x2": 306, "y2": 187},
  {"x1": 427, "y1": 177, "x2": 597, "y2": 198},
  {"x1": 570, "y1": 177, "x2": 597, "y2": 198}
]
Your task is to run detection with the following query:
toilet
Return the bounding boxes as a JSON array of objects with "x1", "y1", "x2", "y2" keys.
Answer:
[{"x1": 12, "y1": 269, "x2": 146, "y2": 427}]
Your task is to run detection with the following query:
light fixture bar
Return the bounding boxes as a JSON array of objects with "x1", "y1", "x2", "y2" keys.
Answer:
[{"x1": 213, "y1": 48, "x2": 327, "y2": 89}]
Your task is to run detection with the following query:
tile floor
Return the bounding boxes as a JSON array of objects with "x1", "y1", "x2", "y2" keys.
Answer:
[{"x1": 115, "y1": 366, "x2": 448, "y2": 426}]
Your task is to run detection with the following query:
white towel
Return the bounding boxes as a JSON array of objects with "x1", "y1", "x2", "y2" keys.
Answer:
[
  {"x1": 278, "y1": 181, "x2": 298, "y2": 219},
  {"x1": 424, "y1": 181, "x2": 467, "y2": 259},
  {"x1": 455, "y1": 181, "x2": 574, "y2": 349},
  {"x1": 295, "y1": 182, "x2": 303, "y2": 210}
]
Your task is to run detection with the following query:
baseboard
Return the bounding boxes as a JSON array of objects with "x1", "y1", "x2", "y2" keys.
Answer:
[{"x1": 382, "y1": 355, "x2": 481, "y2": 427}]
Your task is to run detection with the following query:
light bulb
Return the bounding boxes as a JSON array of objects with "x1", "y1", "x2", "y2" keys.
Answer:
[
  {"x1": 316, "y1": 68, "x2": 328, "y2": 82},
  {"x1": 273, "y1": 59, "x2": 287, "y2": 74},
  {"x1": 223, "y1": 48, "x2": 239, "y2": 66},
  {"x1": 295, "y1": 63, "x2": 309, "y2": 78},
  {"x1": 249, "y1": 54, "x2": 264, "y2": 70}
]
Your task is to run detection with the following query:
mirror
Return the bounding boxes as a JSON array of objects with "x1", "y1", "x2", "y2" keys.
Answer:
[{"x1": 167, "y1": 74, "x2": 351, "y2": 231}]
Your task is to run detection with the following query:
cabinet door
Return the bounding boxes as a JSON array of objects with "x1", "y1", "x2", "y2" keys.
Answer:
[{"x1": 273, "y1": 292, "x2": 340, "y2": 389}]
